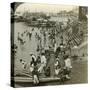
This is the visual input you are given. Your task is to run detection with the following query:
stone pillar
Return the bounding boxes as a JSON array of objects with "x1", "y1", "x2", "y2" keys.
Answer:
[
  {"x1": 49, "y1": 49, "x2": 55, "y2": 77},
  {"x1": 58, "y1": 52, "x2": 65, "y2": 68}
]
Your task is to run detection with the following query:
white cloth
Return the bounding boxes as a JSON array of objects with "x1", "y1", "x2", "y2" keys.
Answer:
[
  {"x1": 30, "y1": 66, "x2": 34, "y2": 72},
  {"x1": 54, "y1": 43, "x2": 57, "y2": 52},
  {"x1": 33, "y1": 75, "x2": 39, "y2": 84},
  {"x1": 65, "y1": 58, "x2": 72, "y2": 68},
  {"x1": 41, "y1": 55, "x2": 46, "y2": 65},
  {"x1": 55, "y1": 69, "x2": 60, "y2": 75},
  {"x1": 30, "y1": 64, "x2": 34, "y2": 72},
  {"x1": 54, "y1": 61, "x2": 59, "y2": 66},
  {"x1": 38, "y1": 55, "x2": 46, "y2": 73},
  {"x1": 32, "y1": 55, "x2": 36, "y2": 61}
]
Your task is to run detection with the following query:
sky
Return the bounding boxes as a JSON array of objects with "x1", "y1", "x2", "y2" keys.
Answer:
[{"x1": 15, "y1": 3, "x2": 78, "y2": 14}]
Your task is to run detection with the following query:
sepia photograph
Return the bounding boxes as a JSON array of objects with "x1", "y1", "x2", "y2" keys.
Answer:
[{"x1": 11, "y1": 2, "x2": 88, "y2": 87}]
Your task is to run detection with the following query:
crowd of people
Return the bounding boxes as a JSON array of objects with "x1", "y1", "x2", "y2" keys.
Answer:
[
  {"x1": 18, "y1": 51, "x2": 72, "y2": 85},
  {"x1": 12, "y1": 19, "x2": 74, "y2": 85}
]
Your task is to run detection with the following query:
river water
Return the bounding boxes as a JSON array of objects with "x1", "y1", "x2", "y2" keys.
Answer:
[{"x1": 14, "y1": 22, "x2": 41, "y2": 73}]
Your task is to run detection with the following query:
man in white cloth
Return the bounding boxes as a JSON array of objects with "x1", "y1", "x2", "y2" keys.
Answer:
[
  {"x1": 54, "y1": 42, "x2": 57, "y2": 53},
  {"x1": 38, "y1": 53, "x2": 47, "y2": 73},
  {"x1": 64, "y1": 55, "x2": 72, "y2": 79},
  {"x1": 30, "y1": 54, "x2": 39, "y2": 85}
]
